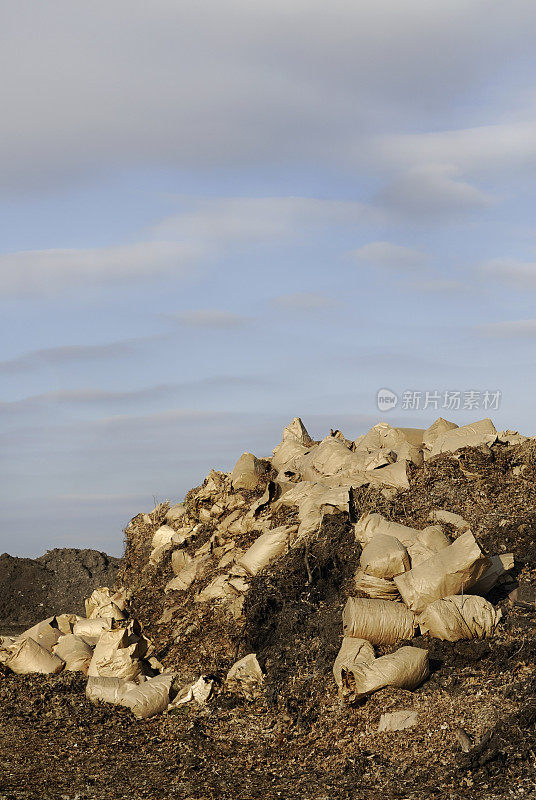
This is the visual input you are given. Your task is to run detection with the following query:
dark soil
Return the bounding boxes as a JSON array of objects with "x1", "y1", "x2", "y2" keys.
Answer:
[{"x1": 0, "y1": 548, "x2": 119, "y2": 633}]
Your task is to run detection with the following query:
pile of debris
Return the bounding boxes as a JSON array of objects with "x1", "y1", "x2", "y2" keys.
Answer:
[
  {"x1": 2, "y1": 416, "x2": 529, "y2": 736},
  {"x1": 117, "y1": 417, "x2": 522, "y2": 718}
]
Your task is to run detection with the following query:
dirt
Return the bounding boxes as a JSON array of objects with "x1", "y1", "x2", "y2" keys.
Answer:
[
  {"x1": 0, "y1": 548, "x2": 120, "y2": 634},
  {"x1": 1, "y1": 441, "x2": 536, "y2": 798}
]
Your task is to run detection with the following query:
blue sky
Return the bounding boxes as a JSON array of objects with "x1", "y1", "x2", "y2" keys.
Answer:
[{"x1": 2, "y1": 0, "x2": 536, "y2": 556}]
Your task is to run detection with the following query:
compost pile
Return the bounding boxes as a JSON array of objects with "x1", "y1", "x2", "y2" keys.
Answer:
[{"x1": 2, "y1": 417, "x2": 536, "y2": 800}]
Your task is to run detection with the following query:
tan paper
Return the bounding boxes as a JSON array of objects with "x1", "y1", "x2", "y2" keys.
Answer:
[
  {"x1": 165, "y1": 554, "x2": 208, "y2": 592},
  {"x1": 394, "y1": 531, "x2": 489, "y2": 613},
  {"x1": 342, "y1": 597, "x2": 417, "y2": 645},
  {"x1": 355, "y1": 513, "x2": 422, "y2": 548},
  {"x1": 271, "y1": 417, "x2": 314, "y2": 474},
  {"x1": 17, "y1": 619, "x2": 62, "y2": 652},
  {"x1": 354, "y1": 570, "x2": 401, "y2": 601},
  {"x1": 406, "y1": 526, "x2": 451, "y2": 568},
  {"x1": 333, "y1": 637, "x2": 375, "y2": 688},
  {"x1": 378, "y1": 710, "x2": 419, "y2": 732},
  {"x1": 423, "y1": 418, "x2": 458, "y2": 451},
  {"x1": 419, "y1": 594, "x2": 502, "y2": 641},
  {"x1": 238, "y1": 527, "x2": 289, "y2": 576},
  {"x1": 121, "y1": 673, "x2": 175, "y2": 718},
  {"x1": 53, "y1": 634, "x2": 94, "y2": 674},
  {"x1": 428, "y1": 509, "x2": 470, "y2": 532},
  {"x1": 171, "y1": 549, "x2": 192, "y2": 575},
  {"x1": 428, "y1": 418, "x2": 497, "y2": 458},
  {"x1": 151, "y1": 524, "x2": 185, "y2": 550},
  {"x1": 55, "y1": 613, "x2": 80, "y2": 635},
  {"x1": 226, "y1": 653, "x2": 264, "y2": 698},
  {"x1": 470, "y1": 553, "x2": 514, "y2": 595},
  {"x1": 342, "y1": 646, "x2": 429, "y2": 702},
  {"x1": 165, "y1": 503, "x2": 187, "y2": 523},
  {"x1": 73, "y1": 617, "x2": 113, "y2": 640},
  {"x1": 88, "y1": 628, "x2": 141, "y2": 681},
  {"x1": 276, "y1": 481, "x2": 349, "y2": 538},
  {"x1": 231, "y1": 452, "x2": 265, "y2": 491},
  {"x1": 86, "y1": 676, "x2": 138, "y2": 706},
  {"x1": 6, "y1": 637, "x2": 65, "y2": 675},
  {"x1": 360, "y1": 533, "x2": 410, "y2": 579}
]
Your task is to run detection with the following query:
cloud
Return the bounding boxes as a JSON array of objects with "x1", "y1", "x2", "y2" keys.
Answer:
[
  {"x1": 369, "y1": 120, "x2": 536, "y2": 220},
  {"x1": 334, "y1": 350, "x2": 440, "y2": 371},
  {"x1": 478, "y1": 319, "x2": 536, "y2": 337},
  {"x1": 153, "y1": 196, "x2": 368, "y2": 244},
  {"x1": 0, "y1": 241, "x2": 202, "y2": 295},
  {"x1": 480, "y1": 258, "x2": 536, "y2": 287},
  {"x1": 413, "y1": 279, "x2": 466, "y2": 293},
  {"x1": 272, "y1": 292, "x2": 338, "y2": 311},
  {"x1": 0, "y1": 196, "x2": 367, "y2": 295},
  {"x1": 56, "y1": 492, "x2": 151, "y2": 506},
  {"x1": 0, "y1": 336, "x2": 163, "y2": 374},
  {"x1": 375, "y1": 121, "x2": 536, "y2": 177},
  {"x1": 0, "y1": 385, "x2": 178, "y2": 408},
  {"x1": 350, "y1": 241, "x2": 429, "y2": 270},
  {"x1": 375, "y1": 164, "x2": 494, "y2": 217},
  {"x1": 171, "y1": 309, "x2": 249, "y2": 329},
  {"x1": 2, "y1": 2, "x2": 536, "y2": 191},
  {"x1": 0, "y1": 377, "x2": 270, "y2": 425}
]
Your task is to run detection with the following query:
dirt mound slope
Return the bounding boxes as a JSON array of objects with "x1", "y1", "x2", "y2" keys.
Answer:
[{"x1": 0, "y1": 548, "x2": 119, "y2": 632}]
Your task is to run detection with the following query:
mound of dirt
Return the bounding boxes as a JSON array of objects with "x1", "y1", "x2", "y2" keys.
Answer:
[
  {"x1": 2, "y1": 417, "x2": 536, "y2": 799},
  {"x1": 0, "y1": 548, "x2": 119, "y2": 633}
]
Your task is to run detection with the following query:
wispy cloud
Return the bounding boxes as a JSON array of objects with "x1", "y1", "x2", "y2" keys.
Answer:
[
  {"x1": 0, "y1": 385, "x2": 178, "y2": 408},
  {"x1": 480, "y1": 258, "x2": 536, "y2": 287},
  {"x1": 272, "y1": 292, "x2": 338, "y2": 311},
  {"x1": 375, "y1": 121, "x2": 536, "y2": 176},
  {"x1": 153, "y1": 196, "x2": 369, "y2": 249},
  {"x1": 171, "y1": 309, "x2": 249, "y2": 329},
  {"x1": 56, "y1": 492, "x2": 152, "y2": 505},
  {"x1": 375, "y1": 164, "x2": 494, "y2": 218},
  {"x1": 0, "y1": 336, "x2": 164, "y2": 374},
  {"x1": 0, "y1": 196, "x2": 368, "y2": 296},
  {"x1": 413, "y1": 279, "x2": 466, "y2": 293},
  {"x1": 478, "y1": 319, "x2": 536, "y2": 337},
  {"x1": 0, "y1": 376, "x2": 271, "y2": 420},
  {"x1": 0, "y1": 241, "x2": 201, "y2": 295},
  {"x1": 350, "y1": 241, "x2": 429, "y2": 270}
]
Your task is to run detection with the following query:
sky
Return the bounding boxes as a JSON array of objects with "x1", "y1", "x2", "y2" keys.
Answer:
[{"x1": 2, "y1": 0, "x2": 536, "y2": 556}]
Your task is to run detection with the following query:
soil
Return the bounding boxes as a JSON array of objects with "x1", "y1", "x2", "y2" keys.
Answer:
[
  {"x1": 0, "y1": 548, "x2": 120, "y2": 634},
  {"x1": 1, "y1": 441, "x2": 536, "y2": 799}
]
